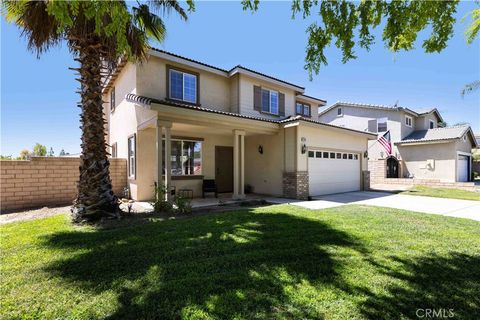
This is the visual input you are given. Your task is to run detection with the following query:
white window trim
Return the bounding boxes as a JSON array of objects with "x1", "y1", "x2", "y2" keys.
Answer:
[
  {"x1": 169, "y1": 69, "x2": 198, "y2": 104},
  {"x1": 405, "y1": 115, "x2": 413, "y2": 127},
  {"x1": 162, "y1": 138, "x2": 203, "y2": 176},
  {"x1": 429, "y1": 120, "x2": 435, "y2": 129},
  {"x1": 128, "y1": 135, "x2": 136, "y2": 179},
  {"x1": 261, "y1": 88, "x2": 279, "y2": 115}
]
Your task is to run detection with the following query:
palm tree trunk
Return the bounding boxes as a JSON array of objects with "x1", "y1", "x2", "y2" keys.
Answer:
[{"x1": 71, "y1": 37, "x2": 119, "y2": 222}]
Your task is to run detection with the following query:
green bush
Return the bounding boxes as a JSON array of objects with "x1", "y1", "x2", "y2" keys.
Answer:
[
  {"x1": 151, "y1": 185, "x2": 172, "y2": 213},
  {"x1": 174, "y1": 194, "x2": 192, "y2": 214}
]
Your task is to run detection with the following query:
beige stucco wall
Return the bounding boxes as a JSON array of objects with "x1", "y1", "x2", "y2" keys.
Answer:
[
  {"x1": 297, "y1": 124, "x2": 369, "y2": 172},
  {"x1": 398, "y1": 142, "x2": 457, "y2": 181},
  {"x1": 136, "y1": 56, "x2": 231, "y2": 112},
  {"x1": 244, "y1": 132, "x2": 285, "y2": 196}
]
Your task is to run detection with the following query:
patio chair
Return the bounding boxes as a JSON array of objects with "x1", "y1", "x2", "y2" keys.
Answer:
[{"x1": 202, "y1": 179, "x2": 217, "y2": 198}]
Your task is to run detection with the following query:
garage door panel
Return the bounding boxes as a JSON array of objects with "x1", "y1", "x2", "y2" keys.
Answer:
[{"x1": 308, "y1": 150, "x2": 360, "y2": 196}]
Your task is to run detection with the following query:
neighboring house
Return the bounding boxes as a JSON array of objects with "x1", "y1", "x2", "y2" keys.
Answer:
[
  {"x1": 102, "y1": 49, "x2": 376, "y2": 201},
  {"x1": 319, "y1": 102, "x2": 478, "y2": 182}
]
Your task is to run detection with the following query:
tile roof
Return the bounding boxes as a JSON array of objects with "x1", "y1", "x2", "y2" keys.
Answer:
[
  {"x1": 395, "y1": 125, "x2": 476, "y2": 146},
  {"x1": 126, "y1": 94, "x2": 375, "y2": 137},
  {"x1": 319, "y1": 101, "x2": 440, "y2": 119},
  {"x1": 126, "y1": 94, "x2": 280, "y2": 123}
]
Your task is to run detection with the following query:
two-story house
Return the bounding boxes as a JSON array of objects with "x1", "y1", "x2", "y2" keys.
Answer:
[
  {"x1": 319, "y1": 102, "x2": 477, "y2": 183},
  {"x1": 102, "y1": 49, "x2": 376, "y2": 201}
]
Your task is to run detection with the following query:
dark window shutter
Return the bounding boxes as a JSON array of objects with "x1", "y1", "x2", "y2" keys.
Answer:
[
  {"x1": 253, "y1": 86, "x2": 261, "y2": 111},
  {"x1": 110, "y1": 87, "x2": 115, "y2": 111},
  {"x1": 279, "y1": 93, "x2": 285, "y2": 116},
  {"x1": 368, "y1": 119, "x2": 377, "y2": 133}
]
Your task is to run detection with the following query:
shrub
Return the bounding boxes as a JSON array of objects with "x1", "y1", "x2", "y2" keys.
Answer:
[
  {"x1": 174, "y1": 194, "x2": 192, "y2": 214},
  {"x1": 151, "y1": 185, "x2": 172, "y2": 213}
]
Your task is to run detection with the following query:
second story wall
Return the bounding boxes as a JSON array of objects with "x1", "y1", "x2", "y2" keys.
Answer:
[
  {"x1": 136, "y1": 55, "x2": 231, "y2": 112},
  {"x1": 238, "y1": 74, "x2": 297, "y2": 120}
]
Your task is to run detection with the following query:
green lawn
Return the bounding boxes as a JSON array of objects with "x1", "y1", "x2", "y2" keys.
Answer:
[
  {"x1": 401, "y1": 185, "x2": 480, "y2": 201},
  {"x1": 1, "y1": 205, "x2": 479, "y2": 319}
]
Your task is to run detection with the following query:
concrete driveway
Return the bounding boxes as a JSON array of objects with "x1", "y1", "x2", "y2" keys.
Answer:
[{"x1": 292, "y1": 191, "x2": 480, "y2": 221}]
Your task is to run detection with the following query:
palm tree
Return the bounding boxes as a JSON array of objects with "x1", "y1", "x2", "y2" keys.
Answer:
[{"x1": 2, "y1": 1, "x2": 191, "y2": 222}]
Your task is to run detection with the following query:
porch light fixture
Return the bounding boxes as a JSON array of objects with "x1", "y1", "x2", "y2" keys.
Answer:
[
  {"x1": 301, "y1": 137, "x2": 307, "y2": 154},
  {"x1": 364, "y1": 151, "x2": 368, "y2": 158},
  {"x1": 258, "y1": 145, "x2": 264, "y2": 154},
  {"x1": 301, "y1": 143, "x2": 307, "y2": 154}
]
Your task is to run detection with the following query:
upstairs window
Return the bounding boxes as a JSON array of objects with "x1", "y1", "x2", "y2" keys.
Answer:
[
  {"x1": 110, "y1": 87, "x2": 115, "y2": 111},
  {"x1": 377, "y1": 117, "x2": 388, "y2": 132},
  {"x1": 296, "y1": 102, "x2": 311, "y2": 117},
  {"x1": 169, "y1": 68, "x2": 198, "y2": 104},
  {"x1": 405, "y1": 115, "x2": 413, "y2": 127},
  {"x1": 261, "y1": 89, "x2": 279, "y2": 114},
  {"x1": 337, "y1": 107, "x2": 343, "y2": 116},
  {"x1": 429, "y1": 120, "x2": 435, "y2": 129}
]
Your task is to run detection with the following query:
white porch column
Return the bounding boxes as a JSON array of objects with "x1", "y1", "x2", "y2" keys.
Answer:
[
  {"x1": 240, "y1": 134, "x2": 245, "y2": 198},
  {"x1": 233, "y1": 129, "x2": 246, "y2": 199},
  {"x1": 159, "y1": 120, "x2": 172, "y2": 201},
  {"x1": 156, "y1": 120, "x2": 164, "y2": 190}
]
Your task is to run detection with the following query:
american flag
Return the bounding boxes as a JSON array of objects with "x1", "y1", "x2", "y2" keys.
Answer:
[{"x1": 378, "y1": 131, "x2": 392, "y2": 155}]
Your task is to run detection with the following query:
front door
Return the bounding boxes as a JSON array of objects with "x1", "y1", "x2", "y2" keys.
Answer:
[
  {"x1": 215, "y1": 146, "x2": 233, "y2": 193},
  {"x1": 386, "y1": 157, "x2": 399, "y2": 178}
]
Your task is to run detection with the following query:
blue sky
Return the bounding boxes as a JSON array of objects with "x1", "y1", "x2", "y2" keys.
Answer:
[{"x1": 1, "y1": 1, "x2": 479, "y2": 157}]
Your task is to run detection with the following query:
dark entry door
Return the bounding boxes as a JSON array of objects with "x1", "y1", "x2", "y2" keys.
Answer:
[
  {"x1": 215, "y1": 146, "x2": 233, "y2": 193},
  {"x1": 386, "y1": 157, "x2": 399, "y2": 178}
]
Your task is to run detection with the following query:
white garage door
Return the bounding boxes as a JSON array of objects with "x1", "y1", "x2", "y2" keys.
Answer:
[
  {"x1": 457, "y1": 155, "x2": 469, "y2": 182},
  {"x1": 308, "y1": 150, "x2": 360, "y2": 196}
]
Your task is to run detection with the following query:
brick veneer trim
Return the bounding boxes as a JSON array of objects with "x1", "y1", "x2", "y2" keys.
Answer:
[
  {"x1": 1, "y1": 157, "x2": 127, "y2": 212},
  {"x1": 283, "y1": 171, "x2": 309, "y2": 200}
]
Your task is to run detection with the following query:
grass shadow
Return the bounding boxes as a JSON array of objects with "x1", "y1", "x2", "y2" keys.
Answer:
[
  {"x1": 42, "y1": 207, "x2": 367, "y2": 319},
  {"x1": 359, "y1": 252, "x2": 480, "y2": 319}
]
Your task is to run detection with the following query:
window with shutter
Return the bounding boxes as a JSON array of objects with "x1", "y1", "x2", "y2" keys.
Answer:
[{"x1": 110, "y1": 87, "x2": 115, "y2": 112}]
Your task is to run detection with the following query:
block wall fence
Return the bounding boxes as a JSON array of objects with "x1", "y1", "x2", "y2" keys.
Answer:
[{"x1": 1, "y1": 157, "x2": 127, "y2": 212}]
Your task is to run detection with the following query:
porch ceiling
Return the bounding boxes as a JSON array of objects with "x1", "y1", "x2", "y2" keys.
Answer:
[{"x1": 140, "y1": 103, "x2": 279, "y2": 135}]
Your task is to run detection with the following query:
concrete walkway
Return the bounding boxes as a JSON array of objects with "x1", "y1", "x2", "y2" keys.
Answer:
[{"x1": 292, "y1": 191, "x2": 480, "y2": 221}]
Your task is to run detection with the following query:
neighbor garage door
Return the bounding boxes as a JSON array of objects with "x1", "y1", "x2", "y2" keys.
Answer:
[
  {"x1": 457, "y1": 154, "x2": 469, "y2": 182},
  {"x1": 308, "y1": 150, "x2": 360, "y2": 196}
]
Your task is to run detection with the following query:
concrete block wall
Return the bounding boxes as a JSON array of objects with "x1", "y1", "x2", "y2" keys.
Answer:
[
  {"x1": 1, "y1": 157, "x2": 127, "y2": 212},
  {"x1": 368, "y1": 159, "x2": 386, "y2": 183}
]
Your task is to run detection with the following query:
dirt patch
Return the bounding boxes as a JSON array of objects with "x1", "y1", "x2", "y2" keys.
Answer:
[
  {"x1": 0, "y1": 206, "x2": 70, "y2": 224},
  {"x1": 0, "y1": 200, "x2": 270, "y2": 227},
  {"x1": 94, "y1": 200, "x2": 269, "y2": 229}
]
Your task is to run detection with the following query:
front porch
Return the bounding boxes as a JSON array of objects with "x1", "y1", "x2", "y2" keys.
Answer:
[{"x1": 132, "y1": 100, "x2": 280, "y2": 202}]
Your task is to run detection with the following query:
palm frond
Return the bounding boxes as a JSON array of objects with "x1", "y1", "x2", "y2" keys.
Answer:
[
  {"x1": 2, "y1": 0, "x2": 62, "y2": 55},
  {"x1": 133, "y1": 4, "x2": 166, "y2": 43},
  {"x1": 461, "y1": 80, "x2": 480, "y2": 97},
  {"x1": 147, "y1": 0, "x2": 188, "y2": 20}
]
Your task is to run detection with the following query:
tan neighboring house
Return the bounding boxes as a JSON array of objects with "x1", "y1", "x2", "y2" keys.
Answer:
[
  {"x1": 102, "y1": 49, "x2": 376, "y2": 201},
  {"x1": 319, "y1": 102, "x2": 478, "y2": 183}
]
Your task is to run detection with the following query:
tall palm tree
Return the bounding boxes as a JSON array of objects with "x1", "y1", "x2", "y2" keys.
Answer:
[{"x1": 2, "y1": 0, "x2": 191, "y2": 222}]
